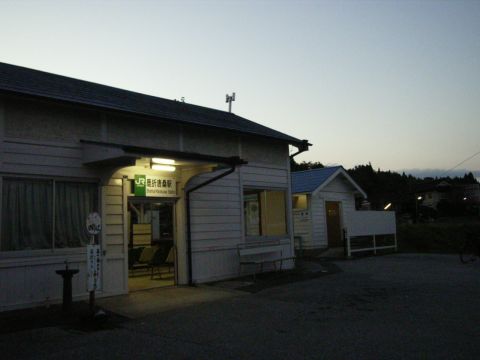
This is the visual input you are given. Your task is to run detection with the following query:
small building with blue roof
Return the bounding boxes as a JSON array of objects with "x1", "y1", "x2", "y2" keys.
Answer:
[{"x1": 291, "y1": 166, "x2": 367, "y2": 251}]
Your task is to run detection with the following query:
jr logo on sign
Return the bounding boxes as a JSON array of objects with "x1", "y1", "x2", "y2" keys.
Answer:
[
  {"x1": 134, "y1": 175, "x2": 146, "y2": 196},
  {"x1": 134, "y1": 174, "x2": 176, "y2": 197}
]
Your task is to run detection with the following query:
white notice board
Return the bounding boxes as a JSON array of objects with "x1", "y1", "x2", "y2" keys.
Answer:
[{"x1": 87, "y1": 244, "x2": 101, "y2": 291}]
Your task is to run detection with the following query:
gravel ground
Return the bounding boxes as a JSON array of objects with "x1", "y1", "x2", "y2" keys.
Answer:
[{"x1": 1, "y1": 253, "x2": 479, "y2": 360}]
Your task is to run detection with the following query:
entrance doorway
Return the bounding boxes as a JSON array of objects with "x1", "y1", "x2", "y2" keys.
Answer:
[
  {"x1": 127, "y1": 198, "x2": 176, "y2": 291},
  {"x1": 326, "y1": 201, "x2": 343, "y2": 247}
]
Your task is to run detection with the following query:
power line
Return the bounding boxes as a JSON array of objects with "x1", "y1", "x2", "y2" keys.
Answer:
[{"x1": 438, "y1": 149, "x2": 480, "y2": 178}]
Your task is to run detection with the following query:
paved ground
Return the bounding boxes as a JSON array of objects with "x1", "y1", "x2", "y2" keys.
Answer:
[{"x1": 2, "y1": 254, "x2": 480, "y2": 359}]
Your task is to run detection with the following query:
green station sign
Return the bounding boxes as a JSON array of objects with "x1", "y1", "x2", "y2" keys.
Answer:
[{"x1": 134, "y1": 175, "x2": 176, "y2": 197}]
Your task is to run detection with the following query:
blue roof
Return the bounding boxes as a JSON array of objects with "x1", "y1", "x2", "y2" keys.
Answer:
[{"x1": 291, "y1": 166, "x2": 342, "y2": 194}]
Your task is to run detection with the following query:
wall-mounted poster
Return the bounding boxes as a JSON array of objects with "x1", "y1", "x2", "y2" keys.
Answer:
[{"x1": 244, "y1": 193, "x2": 260, "y2": 236}]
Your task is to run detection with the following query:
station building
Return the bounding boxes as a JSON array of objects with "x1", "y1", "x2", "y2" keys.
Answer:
[{"x1": 0, "y1": 63, "x2": 309, "y2": 311}]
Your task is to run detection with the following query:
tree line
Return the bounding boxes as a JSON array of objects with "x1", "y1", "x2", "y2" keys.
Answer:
[{"x1": 291, "y1": 159, "x2": 479, "y2": 218}]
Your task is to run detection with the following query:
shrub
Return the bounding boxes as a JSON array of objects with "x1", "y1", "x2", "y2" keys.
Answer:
[{"x1": 397, "y1": 223, "x2": 480, "y2": 253}]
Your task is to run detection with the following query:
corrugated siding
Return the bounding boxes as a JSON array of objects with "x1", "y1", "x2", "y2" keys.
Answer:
[
  {"x1": 0, "y1": 177, "x2": 127, "y2": 310},
  {"x1": 310, "y1": 196, "x2": 327, "y2": 248},
  {"x1": 101, "y1": 178, "x2": 127, "y2": 294},
  {"x1": 188, "y1": 168, "x2": 241, "y2": 281},
  {"x1": 1, "y1": 138, "x2": 97, "y2": 178},
  {"x1": 321, "y1": 177, "x2": 354, "y2": 194},
  {"x1": 188, "y1": 169, "x2": 242, "y2": 249},
  {"x1": 103, "y1": 179, "x2": 125, "y2": 250},
  {"x1": 241, "y1": 164, "x2": 288, "y2": 188},
  {"x1": 0, "y1": 254, "x2": 88, "y2": 311},
  {"x1": 293, "y1": 208, "x2": 312, "y2": 249},
  {"x1": 188, "y1": 163, "x2": 291, "y2": 282}
]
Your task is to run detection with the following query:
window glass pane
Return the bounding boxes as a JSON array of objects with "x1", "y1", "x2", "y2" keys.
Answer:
[
  {"x1": 261, "y1": 191, "x2": 287, "y2": 236},
  {"x1": 293, "y1": 195, "x2": 307, "y2": 209},
  {"x1": 1, "y1": 178, "x2": 53, "y2": 251},
  {"x1": 244, "y1": 189, "x2": 287, "y2": 237},
  {"x1": 55, "y1": 182, "x2": 97, "y2": 248},
  {"x1": 244, "y1": 192, "x2": 261, "y2": 236}
]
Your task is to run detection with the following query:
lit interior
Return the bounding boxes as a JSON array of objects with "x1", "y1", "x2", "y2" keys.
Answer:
[{"x1": 152, "y1": 158, "x2": 175, "y2": 165}]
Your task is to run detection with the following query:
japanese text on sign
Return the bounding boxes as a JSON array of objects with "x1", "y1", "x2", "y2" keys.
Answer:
[
  {"x1": 134, "y1": 175, "x2": 176, "y2": 197},
  {"x1": 87, "y1": 244, "x2": 101, "y2": 291}
]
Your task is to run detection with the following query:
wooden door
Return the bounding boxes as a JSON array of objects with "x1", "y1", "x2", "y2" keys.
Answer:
[{"x1": 326, "y1": 202, "x2": 342, "y2": 247}]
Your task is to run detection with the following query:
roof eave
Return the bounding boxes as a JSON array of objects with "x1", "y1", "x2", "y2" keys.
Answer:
[{"x1": 0, "y1": 88, "x2": 304, "y2": 146}]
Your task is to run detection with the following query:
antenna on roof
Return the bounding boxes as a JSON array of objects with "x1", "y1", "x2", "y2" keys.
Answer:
[{"x1": 226, "y1": 92, "x2": 235, "y2": 113}]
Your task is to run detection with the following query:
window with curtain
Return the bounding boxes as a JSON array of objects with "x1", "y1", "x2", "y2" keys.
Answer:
[
  {"x1": 1, "y1": 178, "x2": 53, "y2": 251},
  {"x1": 1, "y1": 178, "x2": 98, "y2": 252},
  {"x1": 55, "y1": 182, "x2": 98, "y2": 248},
  {"x1": 244, "y1": 189, "x2": 287, "y2": 237}
]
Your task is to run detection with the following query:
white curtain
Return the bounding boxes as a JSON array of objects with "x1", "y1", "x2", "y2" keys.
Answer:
[
  {"x1": 1, "y1": 179, "x2": 53, "y2": 251},
  {"x1": 55, "y1": 182, "x2": 97, "y2": 248},
  {"x1": 1, "y1": 179, "x2": 97, "y2": 251}
]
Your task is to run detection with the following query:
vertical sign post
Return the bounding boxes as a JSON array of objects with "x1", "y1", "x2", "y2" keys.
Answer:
[{"x1": 86, "y1": 212, "x2": 102, "y2": 316}]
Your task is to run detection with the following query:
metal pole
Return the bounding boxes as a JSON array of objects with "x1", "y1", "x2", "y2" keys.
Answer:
[
  {"x1": 415, "y1": 199, "x2": 418, "y2": 224},
  {"x1": 346, "y1": 230, "x2": 351, "y2": 258},
  {"x1": 89, "y1": 234, "x2": 95, "y2": 315}
]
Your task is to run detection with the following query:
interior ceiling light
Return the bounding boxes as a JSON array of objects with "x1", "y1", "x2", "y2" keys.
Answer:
[
  {"x1": 384, "y1": 203, "x2": 392, "y2": 210},
  {"x1": 151, "y1": 164, "x2": 176, "y2": 172},
  {"x1": 152, "y1": 158, "x2": 175, "y2": 165}
]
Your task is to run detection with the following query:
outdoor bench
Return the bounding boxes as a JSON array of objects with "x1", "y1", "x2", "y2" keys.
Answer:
[{"x1": 237, "y1": 240, "x2": 296, "y2": 281}]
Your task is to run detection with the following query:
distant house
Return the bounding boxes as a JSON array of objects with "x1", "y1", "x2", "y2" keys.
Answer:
[
  {"x1": 291, "y1": 167, "x2": 367, "y2": 251},
  {"x1": 417, "y1": 181, "x2": 480, "y2": 209},
  {"x1": 459, "y1": 184, "x2": 480, "y2": 204},
  {"x1": 417, "y1": 181, "x2": 451, "y2": 209}
]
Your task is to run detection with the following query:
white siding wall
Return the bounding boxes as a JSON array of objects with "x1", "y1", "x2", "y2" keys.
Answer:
[
  {"x1": 0, "y1": 161, "x2": 127, "y2": 311},
  {"x1": 188, "y1": 162, "x2": 292, "y2": 283},
  {"x1": 241, "y1": 163, "x2": 294, "y2": 271},
  {"x1": 293, "y1": 195, "x2": 312, "y2": 249},
  {"x1": 101, "y1": 178, "x2": 128, "y2": 296},
  {"x1": 0, "y1": 253, "x2": 89, "y2": 311},
  {"x1": 310, "y1": 177, "x2": 357, "y2": 249},
  {"x1": 0, "y1": 94, "x2": 295, "y2": 309},
  {"x1": 1, "y1": 138, "x2": 97, "y2": 178},
  {"x1": 0, "y1": 139, "x2": 103, "y2": 309},
  {"x1": 348, "y1": 211, "x2": 396, "y2": 237}
]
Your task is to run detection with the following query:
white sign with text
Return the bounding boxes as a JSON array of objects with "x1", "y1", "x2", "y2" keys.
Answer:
[{"x1": 87, "y1": 244, "x2": 101, "y2": 291}]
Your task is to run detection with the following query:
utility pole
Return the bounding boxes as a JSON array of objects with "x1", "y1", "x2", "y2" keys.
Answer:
[{"x1": 226, "y1": 92, "x2": 235, "y2": 113}]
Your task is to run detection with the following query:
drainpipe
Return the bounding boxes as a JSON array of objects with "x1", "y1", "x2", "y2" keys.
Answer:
[
  {"x1": 288, "y1": 140, "x2": 310, "y2": 261},
  {"x1": 186, "y1": 157, "x2": 246, "y2": 286}
]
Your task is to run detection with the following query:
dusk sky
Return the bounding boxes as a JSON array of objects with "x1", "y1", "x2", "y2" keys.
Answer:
[{"x1": 1, "y1": 0, "x2": 479, "y2": 179}]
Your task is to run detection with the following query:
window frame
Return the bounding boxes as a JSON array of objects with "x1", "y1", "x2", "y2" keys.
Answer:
[
  {"x1": 0, "y1": 174, "x2": 100, "y2": 257},
  {"x1": 292, "y1": 194, "x2": 309, "y2": 210},
  {"x1": 243, "y1": 186, "x2": 290, "y2": 241}
]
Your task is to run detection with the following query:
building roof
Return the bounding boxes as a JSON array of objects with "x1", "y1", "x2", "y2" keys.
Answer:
[
  {"x1": 291, "y1": 166, "x2": 342, "y2": 193},
  {"x1": 291, "y1": 166, "x2": 367, "y2": 198},
  {"x1": 0, "y1": 62, "x2": 306, "y2": 146}
]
